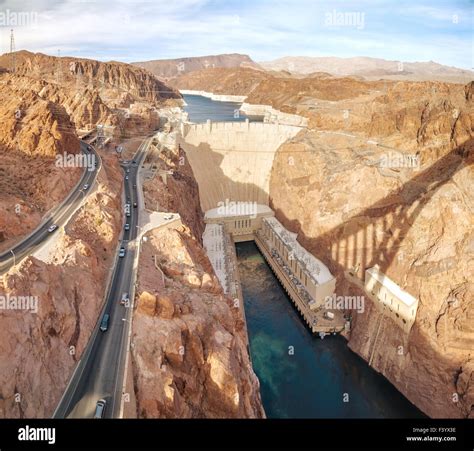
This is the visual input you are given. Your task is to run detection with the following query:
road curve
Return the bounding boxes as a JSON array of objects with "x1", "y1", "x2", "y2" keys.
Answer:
[{"x1": 0, "y1": 141, "x2": 101, "y2": 274}]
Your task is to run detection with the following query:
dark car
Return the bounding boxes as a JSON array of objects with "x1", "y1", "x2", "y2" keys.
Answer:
[
  {"x1": 94, "y1": 399, "x2": 106, "y2": 418},
  {"x1": 100, "y1": 314, "x2": 110, "y2": 332},
  {"x1": 133, "y1": 202, "x2": 137, "y2": 208}
]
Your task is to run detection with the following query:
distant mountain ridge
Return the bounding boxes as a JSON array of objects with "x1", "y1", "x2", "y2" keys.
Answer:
[
  {"x1": 260, "y1": 56, "x2": 474, "y2": 84},
  {"x1": 132, "y1": 53, "x2": 261, "y2": 78}
]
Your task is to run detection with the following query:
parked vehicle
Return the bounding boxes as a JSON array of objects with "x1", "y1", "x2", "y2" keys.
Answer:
[{"x1": 324, "y1": 311, "x2": 335, "y2": 320}]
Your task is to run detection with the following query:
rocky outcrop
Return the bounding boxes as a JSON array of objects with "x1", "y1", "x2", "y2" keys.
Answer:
[
  {"x1": 132, "y1": 226, "x2": 264, "y2": 418},
  {"x1": 131, "y1": 134, "x2": 264, "y2": 418}
]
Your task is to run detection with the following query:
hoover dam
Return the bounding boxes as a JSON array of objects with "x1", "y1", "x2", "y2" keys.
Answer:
[
  {"x1": 179, "y1": 120, "x2": 302, "y2": 211},
  {"x1": 179, "y1": 93, "x2": 425, "y2": 418}
]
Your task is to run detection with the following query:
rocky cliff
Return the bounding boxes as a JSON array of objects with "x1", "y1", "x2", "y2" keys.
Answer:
[
  {"x1": 130, "y1": 135, "x2": 264, "y2": 418},
  {"x1": 268, "y1": 80, "x2": 473, "y2": 418},
  {"x1": 0, "y1": 152, "x2": 123, "y2": 417},
  {"x1": 0, "y1": 51, "x2": 180, "y2": 105},
  {"x1": 0, "y1": 73, "x2": 82, "y2": 252}
]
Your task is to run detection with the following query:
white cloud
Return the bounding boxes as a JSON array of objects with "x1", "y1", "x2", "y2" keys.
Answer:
[{"x1": 0, "y1": 0, "x2": 470, "y2": 69}]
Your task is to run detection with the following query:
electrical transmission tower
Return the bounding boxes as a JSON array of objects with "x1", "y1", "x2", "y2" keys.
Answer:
[{"x1": 10, "y1": 29, "x2": 15, "y2": 73}]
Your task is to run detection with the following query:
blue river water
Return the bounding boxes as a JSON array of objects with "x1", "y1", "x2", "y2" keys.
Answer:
[
  {"x1": 236, "y1": 242, "x2": 424, "y2": 418},
  {"x1": 183, "y1": 94, "x2": 263, "y2": 123},
  {"x1": 184, "y1": 94, "x2": 424, "y2": 419}
]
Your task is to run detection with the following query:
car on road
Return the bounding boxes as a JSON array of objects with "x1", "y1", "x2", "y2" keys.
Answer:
[
  {"x1": 126, "y1": 169, "x2": 130, "y2": 173},
  {"x1": 126, "y1": 211, "x2": 131, "y2": 218},
  {"x1": 119, "y1": 247, "x2": 126, "y2": 258},
  {"x1": 133, "y1": 202, "x2": 137, "y2": 208},
  {"x1": 83, "y1": 184, "x2": 89, "y2": 190},
  {"x1": 124, "y1": 223, "x2": 130, "y2": 231},
  {"x1": 133, "y1": 184, "x2": 137, "y2": 188},
  {"x1": 94, "y1": 399, "x2": 106, "y2": 418},
  {"x1": 125, "y1": 176, "x2": 129, "y2": 180},
  {"x1": 99, "y1": 314, "x2": 110, "y2": 332},
  {"x1": 120, "y1": 293, "x2": 129, "y2": 306},
  {"x1": 47, "y1": 224, "x2": 58, "y2": 233},
  {"x1": 164, "y1": 214, "x2": 174, "y2": 220}
]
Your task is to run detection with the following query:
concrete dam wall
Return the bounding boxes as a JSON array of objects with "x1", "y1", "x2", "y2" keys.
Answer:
[{"x1": 179, "y1": 121, "x2": 303, "y2": 212}]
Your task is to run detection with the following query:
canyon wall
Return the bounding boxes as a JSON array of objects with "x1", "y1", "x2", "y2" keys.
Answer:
[
  {"x1": 130, "y1": 136, "x2": 265, "y2": 418},
  {"x1": 0, "y1": 152, "x2": 123, "y2": 417},
  {"x1": 267, "y1": 81, "x2": 473, "y2": 418},
  {"x1": 0, "y1": 73, "x2": 82, "y2": 252},
  {"x1": 0, "y1": 51, "x2": 180, "y2": 105}
]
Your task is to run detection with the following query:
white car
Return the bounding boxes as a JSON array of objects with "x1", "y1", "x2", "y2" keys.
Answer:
[
  {"x1": 83, "y1": 184, "x2": 89, "y2": 190},
  {"x1": 47, "y1": 225, "x2": 58, "y2": 233},
  {"x1": 120, "y1": 293, "x2": 130, "y2": 306}
]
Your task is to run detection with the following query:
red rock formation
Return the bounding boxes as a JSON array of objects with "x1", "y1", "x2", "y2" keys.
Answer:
[
  {"x1": 0, "y1": 73, "x2": 81, "y2": 251},
  {"x1": 0, "y1": 153, "x2": 123, "y2": 417},
  {"x1": 132, "y1": 138, "x2": 264, "y2": 418}
]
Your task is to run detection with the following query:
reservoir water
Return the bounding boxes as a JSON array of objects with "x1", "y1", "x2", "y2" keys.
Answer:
[
  {"x1": 185, "y1": 94, "x2": 424, "y2": 418},
  {"x1": 183, "y1": 94, "x2": 262, "y2": 123}
]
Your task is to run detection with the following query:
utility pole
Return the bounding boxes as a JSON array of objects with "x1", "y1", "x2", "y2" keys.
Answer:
[{"x1": 10, "y1": 29, "x2": 15, "y2": 73}]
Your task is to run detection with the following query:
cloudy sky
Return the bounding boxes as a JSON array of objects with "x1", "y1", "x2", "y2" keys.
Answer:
[{"x1": 0, "y1": 0, "x2": 471, "y2": 68}]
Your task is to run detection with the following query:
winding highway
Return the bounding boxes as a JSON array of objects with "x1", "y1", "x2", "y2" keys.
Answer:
[
  {"x1": 0, "y1": 142, "x2": 101, "y2": 274},
  {"x1": 54, "y1": 138, "x2": 151, "y2": 419}
]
